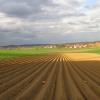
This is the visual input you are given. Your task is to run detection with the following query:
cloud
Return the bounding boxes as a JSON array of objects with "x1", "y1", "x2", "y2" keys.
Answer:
[{"x1": 0, "y1": 0, "x2": 100, "y2": 45}]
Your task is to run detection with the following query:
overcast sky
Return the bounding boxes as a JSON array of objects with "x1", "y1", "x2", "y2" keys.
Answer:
[{"x1": 0, "y1": 0, "x2": 100, "y2": 46}]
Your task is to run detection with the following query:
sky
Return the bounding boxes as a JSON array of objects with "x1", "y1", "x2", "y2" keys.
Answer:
[{"x1": 0, "y1": 0, "x2": 100, "y2": 46}]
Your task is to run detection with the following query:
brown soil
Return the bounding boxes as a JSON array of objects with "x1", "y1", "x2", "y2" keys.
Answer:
[{"x1": 0, "y1": 53, "x2": 100, "y2": 100}]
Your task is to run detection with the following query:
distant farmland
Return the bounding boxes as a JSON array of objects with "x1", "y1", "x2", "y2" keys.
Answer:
[{"x1": 0, "y1": 46, "x2": 100, "y2": 58}]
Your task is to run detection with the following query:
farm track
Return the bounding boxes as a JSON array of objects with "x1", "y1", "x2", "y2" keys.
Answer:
[{"x1": 0, "y1": 53, "x2": 100, "y2": 100}]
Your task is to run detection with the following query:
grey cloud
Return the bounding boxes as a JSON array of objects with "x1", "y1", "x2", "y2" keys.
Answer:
[
  {"x1": 0, "y1": 0, "x2": 100, "y2": 46},
  {"x1": 0, "y1": 0, "x2": 84, "y2": 19},
  {"x1": 0, "y1": 0, "x2": 50, "y2": 18},
  {"x1": 0, "y1": 2, "x2": 36, "y2": 18}
]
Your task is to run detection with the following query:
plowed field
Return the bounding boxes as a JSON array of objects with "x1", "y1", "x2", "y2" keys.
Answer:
[{"x1": 0, "y1": 53, "x2": 100, "y2": 100}]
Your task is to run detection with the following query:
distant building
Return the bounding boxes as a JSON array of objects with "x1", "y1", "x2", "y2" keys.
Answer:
[{"x1": 43, "y1": 45, "x2": 56, "y2": 48}]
